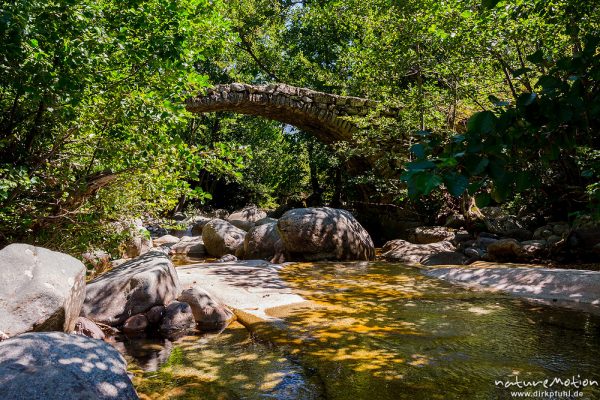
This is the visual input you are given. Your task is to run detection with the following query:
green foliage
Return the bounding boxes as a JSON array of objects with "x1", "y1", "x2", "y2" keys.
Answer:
[
  {"x1": 403, "y1": 34, "x2": 600, "y2": 218},
  {"x1": 2, "y1": 0, "x2": 599, "y2": 255},
  {"x1": 0, "y1": 0, "x2": 233, "y2": 252}
]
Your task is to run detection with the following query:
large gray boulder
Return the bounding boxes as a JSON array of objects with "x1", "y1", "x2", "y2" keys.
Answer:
[
  {"x1": 169, "y1": 236, "x2": 206, "y2": 257},
  {"x1": 277, "y1": 207, "x2": 375, "y2": 261},
  {"x1": 0, "y1": 332, "x2": 138, "y2": 399},
  {"x1": 381, "y1": 239, "x2": 455, "y2": 264},
  {"x1": 0, "y1": 244, "x2": 86, "y2": 338},
  {"x1": 202, "y1": 219, "x2": 246, "y2": 257},
  {"x1": 240, "y1": 222, "x2": 282, "y2": 260},
  {"x1": 81, "y1": 251, "x2": 181, "y2": 326},
  {"x1": 227, "y1": 205, "x2": 267, "y2": 231}
]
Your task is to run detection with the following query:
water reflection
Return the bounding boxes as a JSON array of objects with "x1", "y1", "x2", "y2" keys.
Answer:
[
  {"x1": 121, "y1": 323, "x2": 324, "y2": 400},
  {"x1": 120, "y1": 260, "x2": 600, "y2": 400},
  {"x1": 113, "y1": 335, "x2": 173, "y2": 372},
  {"x1": 257, "y1": 262, "x2": 600, "y2": 400}
]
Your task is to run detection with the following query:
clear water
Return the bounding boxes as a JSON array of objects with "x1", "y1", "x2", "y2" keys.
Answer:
[{"x1": 121, "y1": 261, "x2": 600, "y2": 400}]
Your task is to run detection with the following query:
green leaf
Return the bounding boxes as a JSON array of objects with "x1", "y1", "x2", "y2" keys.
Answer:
[
  {"x1": 444, "y1": 173, "x2": 469, "y2": 197},
  {"x1": 406, "y1": 160, "x2": 435, "y2": 170},
  {"x1": 537, "y1": 75, "x2": 563, "y2": 92},
  {"x1": 414, "y1": 172, "x2": 443, "y2": 195},
  {"x1": 410, "y1": 143, "x2": 425, "y2": 159},
  {"x1": 467, "y1": 111, "x2": 496, "y2": 134}
]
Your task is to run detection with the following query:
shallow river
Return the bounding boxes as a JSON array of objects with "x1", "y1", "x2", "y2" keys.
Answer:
[{"x1": 120, "y1": 261, "x2": 600, "y2": 399}]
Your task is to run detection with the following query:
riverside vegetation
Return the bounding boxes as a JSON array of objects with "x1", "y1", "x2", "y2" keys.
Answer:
[
  {"x1": 1, "y1": 0, "x2": 598, "y2": 260},
  {"x1": 1, "y1": 1, "x2": 600, "y2": 399}
]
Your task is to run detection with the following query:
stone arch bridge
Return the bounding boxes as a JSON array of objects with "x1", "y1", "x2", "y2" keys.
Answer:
[{"x1": 185, "y1": 83, "x2": 396, "y2": 144}]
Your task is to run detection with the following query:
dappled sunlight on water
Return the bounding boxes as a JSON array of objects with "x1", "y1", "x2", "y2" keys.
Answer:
[
  {"x1": 123, "y1": 261, "x2": 600, "y2": 400},
  {"x1": 253, "y1": 262, "x2": 600, "y2": 399},
  {"x1": 124, "y1": 322, "x2": 323, "y2": 400}
]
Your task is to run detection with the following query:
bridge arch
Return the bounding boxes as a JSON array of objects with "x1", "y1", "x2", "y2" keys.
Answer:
[{"x1": 185, "y1": 83, "x2": 388, "y2": 144}]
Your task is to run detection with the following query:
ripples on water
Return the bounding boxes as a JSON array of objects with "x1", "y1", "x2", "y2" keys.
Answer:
[{"x1": 121, "y1": 261, "x2": 600, "y2": 400}]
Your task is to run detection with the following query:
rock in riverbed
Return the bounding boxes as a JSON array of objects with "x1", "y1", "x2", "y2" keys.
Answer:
[
  {"x1": 381, "y1": 239, "x2": 455, "y2": 264},
  {"x1": 406, "y1": 226, "x2": 458, "y2": 244},
  {"x1": 277, "y1": 207, "x2": 375, "y2": 261},
  {"x1": 0, "y1": 332, "x2": 138, "y2": 399},
  {"x1": 169, "y1": 235, "x2": 206, "y2": 256},
  {"x1": 227, "y1": 205, "x2": 267, "y2": 231},
  {"x1": 152, "y1": 234, "x2": 180, "y2": 247},
  {"x1": 0, "y1": 243, "x2": 86, "y2": 338},
  {"x1": 73, "y1": 317, "x2": 105, "y2": 340},
  {"x1": 81, "y1": 251, "x2": 181, "y2": 326},
  {"x1": 239, "y1": 221, "x2": 282, "y2": 261},
  {"x1": 202, "y1": 219, "x2": 246, "y2": 257},
  {"x1": 159, "y1": 301, "x2": 196, "y2": 336},
  {"x1": 178, "y1": 288, "x2": 235, "y2": 331}
]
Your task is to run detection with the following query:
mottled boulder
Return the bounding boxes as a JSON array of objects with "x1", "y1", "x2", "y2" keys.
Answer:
[
  {"x1": 169, "y1": 236, "x2": 206, "y2": 257},
  {"x1": 568, "y1": 227, "x2": 600, "y2": 256},
  {"x1": 227, "y1": 205, "x2": 267, "y2": 231},
  {"x1": 240, "y1": 222, "x2": 282, "y2": 260},
  {"x1": 73, "y1": 317, "x2": 105, "y2": 340},
  {"x1": 152, "y1": 234, "x2": 180, "y2": 247},
  {"x1": 0, "y1": 244, "x2": 86, "y2": 338},
  {"x1": 476, "y1": 234, "x2": 500, "y2": 249},
  {"x1": 277, "y1": 207, "x2": 375, "y2": 261},
  {"x1": 444, "y1": 213, "x2": 466, "y2": 228},
  {"x1": 159, "y1": 301, "x2": 195, "y2": 336},
  {"x1": 487, "y1": 239, "x2": 524, "y2": 261},
  {"x1": 464, "y1": 247, "x2": 485, "y2": 261},
  {"x1": 0, "y1": 332, "x2": 138, "y2": 399},
  {"x1": 202, "y1": 219, "x2": 246, "y2": 257},
  {"x1": 178, "y1": 288, "x2": 234, "y2": 331},
  {"x1": 420, "y1": 251, "x2": 467, "y2": 266},
  {"x1": 123, "y1": 314, "x2": 148, "y2": 334},
  {"x1": 81, "y1": 251, "x2": 181, "y2": 326},
  {"x1": 381, "y1": 240, "x2": 455, "y2": 264},
  {"x1": 406, "y1": 226, "x2": 457, "y2": 244}
]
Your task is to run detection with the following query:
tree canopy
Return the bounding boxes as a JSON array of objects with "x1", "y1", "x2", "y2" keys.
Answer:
[{"x1": 1, "y1": 0, "x2": 599, "y2": 254}]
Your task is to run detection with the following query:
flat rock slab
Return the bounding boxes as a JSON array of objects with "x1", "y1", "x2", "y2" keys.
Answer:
[
  {"x1": 176, "y1": 260, "x2": 305, "y2": 320},
  {"x1": 423, "y1": 265, "x2": 600, "y2": 312}
]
